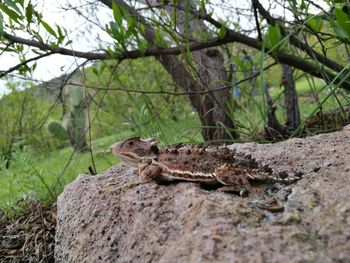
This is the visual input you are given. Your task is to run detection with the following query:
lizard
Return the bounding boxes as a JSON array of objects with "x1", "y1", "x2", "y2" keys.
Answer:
[{"x1": 111, "y1": 137, "x2": 301, "y2": 197}]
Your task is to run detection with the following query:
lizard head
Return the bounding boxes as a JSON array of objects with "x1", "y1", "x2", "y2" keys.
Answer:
[{"x1": 111, "y1": 137, "x2": 159, "y2": 167}]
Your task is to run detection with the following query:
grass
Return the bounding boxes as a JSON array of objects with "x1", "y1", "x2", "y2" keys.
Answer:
[
  {"x1": 0, "y1": 116, "x2": 202, "y2": 214},
  {"x1": 226, "y1": 76, "x2": 350, "y2": 140},
  {"x1": 0, "y1": 77, "x2": 349, "y2": 215}
]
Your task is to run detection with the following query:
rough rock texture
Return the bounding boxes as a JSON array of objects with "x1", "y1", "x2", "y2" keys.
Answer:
[{"x1": 55, "y1": 126, "x2": 350, "y2": 263}]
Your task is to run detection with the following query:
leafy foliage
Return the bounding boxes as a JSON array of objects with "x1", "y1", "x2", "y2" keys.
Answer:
[
  {"x1": 0, "y1": 82, "x2": 59, "y2": 163},
  {"x1": 87, "y1": 58, "x2": 195, "y2": 141},
  {"x1": 0, "y1": 0, "x2": 350, "y2": 214}
]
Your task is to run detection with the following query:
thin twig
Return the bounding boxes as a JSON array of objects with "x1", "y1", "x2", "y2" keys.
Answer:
[
  {"x1": 7, "y1": 62, "x2": 277, "y2": 96},
  {"x1": 0, "y1": 52, "x2": 54, "y2": 78}
]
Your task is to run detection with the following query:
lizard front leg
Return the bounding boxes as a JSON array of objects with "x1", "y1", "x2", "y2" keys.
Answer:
[
  {"x1": 138, "y1": 159, "x2": 162, "y2": 182},
  {"x1": 118, "y1": 159, "x2": 162, "y2": 191}
]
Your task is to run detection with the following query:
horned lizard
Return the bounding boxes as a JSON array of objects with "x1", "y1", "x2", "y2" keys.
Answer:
[{"x1": 111, "y1": 137, "x2": 300, "y2": 197}]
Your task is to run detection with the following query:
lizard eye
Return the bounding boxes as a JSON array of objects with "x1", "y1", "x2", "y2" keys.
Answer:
[{"x1": 128, "y1": 141, "x2": 134, "y2": 146}]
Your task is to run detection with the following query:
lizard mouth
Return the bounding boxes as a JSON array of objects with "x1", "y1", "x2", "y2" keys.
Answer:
[
  {"x1": 116, "y1": 152, "x2": 137, "y2": 159},
  {"x1": 113, "y1": 151, "x2": 140, "y2": 167}
]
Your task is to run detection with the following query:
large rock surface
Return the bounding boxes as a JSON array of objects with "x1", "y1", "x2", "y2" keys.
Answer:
[{"x1": 55, "y1": 126, "x2": 350, "y2": 263}]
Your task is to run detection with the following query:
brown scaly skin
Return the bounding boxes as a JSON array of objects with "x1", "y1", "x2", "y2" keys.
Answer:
[{"x1": 111, "y1": 137, "x2": 301, "y2": 197}]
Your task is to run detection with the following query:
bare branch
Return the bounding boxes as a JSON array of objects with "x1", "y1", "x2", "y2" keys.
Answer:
[
  {"x1": 0, "y1": 52, "x2": 53, "y2": 78},
  {"x1": 1, "y1": 31, "x2": 248, "y2": 60},
  {"x1": 8, "y1": 62, "x2": 277, "y2": 96},
  {"x1": 3, "y1": 32, "x2": 109, "y2": 60},
  {"x1": 252, "y1": 0, "x2": 343, "y2": 72},
  {"x1": 252, "y1": 0, "x2": 263, "y2": 41}
]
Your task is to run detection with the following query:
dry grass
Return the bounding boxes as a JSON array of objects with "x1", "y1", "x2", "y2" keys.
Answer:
[{"x1": 0, "y1": 202, "x2": 56, "y2": 262}]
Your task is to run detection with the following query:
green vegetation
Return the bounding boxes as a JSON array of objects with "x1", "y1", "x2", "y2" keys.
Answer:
[
  {"x1": 1, "y1": 68, "x2": 348, "y2": 215},
  {"x1": 0, "y1": 58, "x2": 203, "y2": 215},
  {"x1": 0, "y1": 0, "x2": 350, "y2": 217},
  {"x1": 0, "y1": 115, "x2": 202, "y2": 214}
]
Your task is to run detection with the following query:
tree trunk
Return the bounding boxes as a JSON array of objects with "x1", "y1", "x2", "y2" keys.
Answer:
[
  {"x1": 281, "y1": 64, "x2": 300, "y2": 130},
  {"x1": 108, "y1": 0, "x2": 237, "y2": 143},
  {"x1": 263, "y1": 83, "x2": 285, "y2": 140},
  {"x1": 162, "y1": 0, "x2": 236, "y2": 141}
]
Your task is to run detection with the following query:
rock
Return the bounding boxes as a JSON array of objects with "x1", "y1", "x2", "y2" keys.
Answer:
[{"x1": 55, "y1": 125, "x2": 350, "y2": 263}]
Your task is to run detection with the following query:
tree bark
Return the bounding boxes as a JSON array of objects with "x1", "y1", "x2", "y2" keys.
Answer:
[
  {"x1": 281, "y1": 64, "x2": 301, "y2": 129},
  {"x1": 263, "y1": 83, "x2": 285, "y2": 139},
  {"x1": 160, "y1": 0, "x2": 236, "y2": 141},
  {"x1": 102, "y1": 0, "x2": 237, "y2": 142}
]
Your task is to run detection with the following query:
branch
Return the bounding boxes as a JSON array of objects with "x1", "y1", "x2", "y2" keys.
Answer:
[
  {"x1": 252, "y1": 0, "x2": 343, "y2": 72},
  {"x1": 3, "y1": 32, "x2": 109, "y2": 60},
  {"x1": 252, "y1": 0, "x2": 263, "y2": 41},
  {"x1": 0, "y1": 52, "x2": 53, "y2": 78},
  {"x1": 9, "y1": 62, "x2": 277, "y2": 96},
  {"x1": 1, "y1": 31, "x2": 247, "y2": 60},
  {"x1": 176, "y1": 0, "x2": 344, "y2": 74},
  {"x1": 2, "y1": 5, "x2": 350, "y2": 91},
  {"x1": 167, "y1": 1, "x2": 350, "y2": 91}
]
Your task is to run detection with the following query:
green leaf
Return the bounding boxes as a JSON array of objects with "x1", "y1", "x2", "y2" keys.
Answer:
[
  {"x1": 107, "y1": 21, "x2": 125, "y2": 42},
  {"x1": 0, "y1": 3, "x2": 21, "y2": 21},
  {"x1": 99, "y1": 63, "x2": 106, "y2": 75},
  {"x1": 31, "y1": 61, "x2": 37, "y2": 72},
  {"x1": 139, "y1": 24, "x2": 146, "y2": 34},
  {"x1": 33, "y1": 9, "x2": 42, "y2": 20},
  {"x1": 56, "y1": 25, "x2": 65, "y2": 44},
  {"x1": 65, "y1": 39, "x2": 72, "y2": 46},
  {"x1": 335, "y1": 8, "x2": 350, "y2": 35},
  {"x1": 300, "y1": 0, "x2": 306, "y2": 10},
  {"x1": 232, "y1": 55, "x2": 248, "y2": 72},
  {"x1": 126, "y1": 14, "x2": 137, "y2": 36},
  {"x1": 332, "y1": 23, "x2": 350, "y2": 40},
  {"x1": 3, "y1": 0, "x2": 21, "y2": 13},
  {"x1": 16, "y1": 0, "x2": 24, "y2": 8},
  {"x1": 218, "y1": 25, "x2": 227, "y2": 39},
  {"x1": 32, "y1": 48, "x2": 45, "y2": 55},
  {"x1": 25, "y1": 2, "x2": 33, "y2": 24},
  {"x1": 32, "y1": 31, "x2": 44, "y2": 42},
  {"x1": 263, "y1": 24, "x2": 282, "y2": 52},
  {"x1": 93, "y1": 63, "x2": 107, "y2": 77},
  {"x1": 308, "y1": 16, "x2": 323, "y2": 32},
  {"x1": 16, "y1": 43, "x2": 24, "y2": 52},
  {"x1": 92, "y1": 67, "x2": 98, "y2": 76},
  {"x1": 137, "y1": 37, "x2": 148, "y2": 54},
  {"x1": 289, "y1": 0, "x2": 298, "y2": 15},
  {"x1": 112, "y1": 1, "x2": 124, "y2": 27},
  {"x1": 154, "y1": 29, "x2": 164, "y2": 46},
  {"x1": 0, "y1": 12, "x2": 3, "y2": 37},
  {"x1": 41, "y1": 20, "x2": 57, "y2": 38}
]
